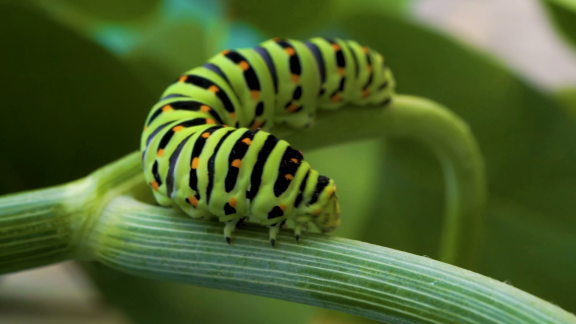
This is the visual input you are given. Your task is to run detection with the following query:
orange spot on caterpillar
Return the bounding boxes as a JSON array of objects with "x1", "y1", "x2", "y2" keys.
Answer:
[
  {"x1": 284, "y1": 47, "x2": 295, "y2": 56},
  {"x1": 172, "y1": 125, "x2": 184, "y2": 132},
  {"x1": 202, "y1": 132, "x2": 210, "y2": 138},
  {"x1": 162, "y1": 105, "x2": 173, "y2": 112},
  {"x1": 362, "y1": 46, "x2": 369, "y2": 53},
  {"x1": 242, "y1": 138, "x2": 252, "y2": 145},
  {"x1": 206, "y1": 118, "x2": 215, "y2": 124},
  {"x1": 331, "y1": 43, "x2": 341, "y2": 51},
  {"x1": 250, "y1": 90, "x2": 260, "y2": 100},
  {"x1": 330, "y1": 94, "x2": 341, "y2": 102},
  {"x1": 191, "y1": 157, "x2": 199, "y2": 169},
  {"x1": 367, "y1": 65, "x2": 373, "y2": 72},
  {"x1": 188, "y1": 195, "x2": 198, "y2": 207},
  {"x1": 223, "y1": 124, "x2": 228, "y2": 127},
  {"x1": 286, "y1": 103, "x2": 299, "y2": 113},
  {"x1": 157, "y1": 149, "x2": 164, "y2": 158},
  {"x1": 221, "y1": 49, "x2": 230, "y2": 55},
  {"x1": 239, "y1": 61, "x2": 250, "y2": 71},
  {"x1": 285, "y1": 174, "x2": 293, "y2": 180},
  {"x1": 144, "y1": 126, "x2": 148, "y2": 131},
  {"x1": 178, "y1": 76, "x2": 187, "y2": 83},
  {"x1": 200, "y1": 105, "x2": 211, "y2": 112},
  {"x1": 272, "y1": 37, "x2": 281, "y2": 42},
  {"x1": 291, "y1": 74, "x2": 300, "y2": 83},
  {"x1": 338, "y1": 67, "x2": 345, "y2": 76},
  {"x1": 280, "y1": 204, "x2": 287, "y2": 211},
  {"x1": 231, "y1": 159, "x2": 242, "y2": 168},
  {"x1": 229, "y1": 197, "x2": 237, "y2": 208},
  {"x1": 208, "y1": 85, "x2": 220, "y2": 93},
  {"x1": 250, "y1": 121, "x2": 262, "y2": 130},
  {"x1": 290, "y1": 158, "x2": 299, "y2": 163},
  {"x1": 313, "y1": 209, "x2": 322, "y2": 216},
  {"x1": 151, "y1": 181, "x2": 159, "y2": 191},
  {"x1": 230, "y1": 112, "x2": 236, "y2": 119},
  {"x1": 362, "y1": 89, "x2": 370, "y2": 98}
]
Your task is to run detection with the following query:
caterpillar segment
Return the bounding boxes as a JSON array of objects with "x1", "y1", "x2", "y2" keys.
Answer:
[{"x1": 141, "y1": 37, "x2": 395, "y2": 245}]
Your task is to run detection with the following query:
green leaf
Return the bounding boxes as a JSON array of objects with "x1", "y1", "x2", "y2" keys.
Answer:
[
  {"x1": 335, "y1": 11, "x2": 576, "y2": 311},
  {"x1": 224, "y1": 0, "x2": 334, "y2": 37},
  {"x1": 553, "y1": 86, "x2": 576, "y2": 120},
  {"x1": 0, "y1": 3, "x2": 157, "y2": 194},
  {"x1": 124, "y1": 21, "x2": 211, "y2": 93},
  {"x1": 224, "y1": 0, "x2": 413, "y2": 38},
  {"x1": 45, "y1": 0, "x2": 161, "y2": 22},
  {"x1": 543, "y1": 0, "x2": 576, "y2": 47}
]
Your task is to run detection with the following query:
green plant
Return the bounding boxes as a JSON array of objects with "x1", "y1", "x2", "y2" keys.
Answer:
[
  {"x1": 3, "y1": 1, "x2": 576, "y2": 323},
  {"x1": 3, "y1": 95, "x2": 574, "y2": 323}
]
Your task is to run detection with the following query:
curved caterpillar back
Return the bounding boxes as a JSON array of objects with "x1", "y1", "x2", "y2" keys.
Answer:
[{"x1": 140, "y1": 37, "x2": 396, "y2": 245}]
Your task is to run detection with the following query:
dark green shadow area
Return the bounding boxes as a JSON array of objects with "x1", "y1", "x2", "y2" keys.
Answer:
[{"x1": 543, "y1": 0, "x2": 576, "y2": 49}]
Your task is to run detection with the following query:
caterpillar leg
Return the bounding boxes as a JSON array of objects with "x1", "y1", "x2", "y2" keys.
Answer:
[
  {"x1": 294, "y1": 222, "x2": 306, "y2": 242},
  {"x1": 294, "y1": 222, "x2": 312, "y2": 242},
  {"x1": 268, "y1": 220, "x2": 287, "y2": 247},
  {"x1": 224, "y1": 218, "x2": 244, "y2": 244},
  {"x1": 269, "y1": 225, "x2": 280, "y2": 247}
]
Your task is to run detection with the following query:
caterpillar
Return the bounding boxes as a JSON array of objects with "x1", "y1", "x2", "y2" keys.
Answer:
[{"x1": 140, "y1": 37, "x2": 396, "y2": 246}]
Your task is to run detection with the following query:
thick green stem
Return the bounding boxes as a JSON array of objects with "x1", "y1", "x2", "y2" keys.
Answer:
[
  {"x1": 0, "y1": 153, "x2": 142, "y2": 274},
  {"x1": 85, "y1": 195, "x2": 574, "y2": 324},
  {"x1": 1, "y1": 151, "x2": 573, "y2": 323},
  {"x1": 276, "y1": 95, "x2": 486, "y2": 267}
]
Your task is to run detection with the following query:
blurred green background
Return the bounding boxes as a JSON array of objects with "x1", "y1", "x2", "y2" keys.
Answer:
[{"x1": 2, "y1": 0, "x2": 576, "y2": 323}]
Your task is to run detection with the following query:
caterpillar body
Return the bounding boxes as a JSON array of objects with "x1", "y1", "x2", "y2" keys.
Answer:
[{"x1": 141, "y1": 37, "x2": 396, "y2": 245}]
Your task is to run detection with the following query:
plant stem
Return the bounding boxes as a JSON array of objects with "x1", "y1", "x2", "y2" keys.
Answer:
[
  {"x1": 86, "y1": 195, "x2": 574, "y2": 324},
  {"x1": 0, "y1": 152, "x2": 143, "y2": 274},
  {"x1": 275, "y1": 95, "x2": 486, "y2": 267},
  {"x1": 1, "y1": 150, "x2": 573, "y2": 323}
]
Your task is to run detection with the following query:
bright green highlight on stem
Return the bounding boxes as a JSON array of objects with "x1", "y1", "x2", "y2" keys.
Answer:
[{"x1": 2, "y1": 95, "x2": 566, "y2": 323}]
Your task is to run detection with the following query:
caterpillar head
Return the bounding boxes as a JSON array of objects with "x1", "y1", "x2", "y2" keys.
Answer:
[
  {"x1": 308, "y1": 176, "x2": 341, "y2": 233},
  {"x1": 313, "y1": 193, "x2": 341, "y2": 233}
]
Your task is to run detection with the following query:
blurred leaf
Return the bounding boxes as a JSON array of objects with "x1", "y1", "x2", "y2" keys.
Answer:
[
  {"x1": 334, "y1": 11, "x2": 576, "y2": 311},
  {"x1": 51, "y1": 0, "x2": 160, "y2": 22},
  {"x1": 225, "y1": 0, "x2": 413, "y2": 38},
  {"x1": 125, "y1": 21, "x2": 210, "y2": 93},
  {"x1": 554, "y1": 86, "x2": 576, "y2": 120},
  {"x1": 0, "y1": 3, "x2": 156, "y2": 194},
  {"x1": 225, "y1": 0, "x2": 334, "y2": 37},
  {"x1": 543, "y1": 0, "x2": 576, "y2": 48},
  {"x1": 303, "y1": 140, "x2": 382, "y2": 240}
]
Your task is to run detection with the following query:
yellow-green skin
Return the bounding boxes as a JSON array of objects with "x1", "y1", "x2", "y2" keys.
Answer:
[{"x1": 140, "y1": 37, "x2": 396, "y2": 245}]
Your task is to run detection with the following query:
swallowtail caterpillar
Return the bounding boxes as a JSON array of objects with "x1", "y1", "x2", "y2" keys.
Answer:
[{"x1": 141, "y1": 37, "x2": 395, "y2": 246}]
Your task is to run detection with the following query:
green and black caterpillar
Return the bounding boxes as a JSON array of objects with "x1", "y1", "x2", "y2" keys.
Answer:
[{"x1": 141, "y1": 37, "x2": 396, "y2": 245}]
